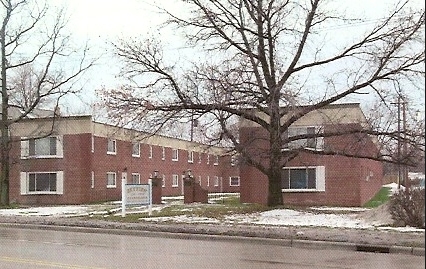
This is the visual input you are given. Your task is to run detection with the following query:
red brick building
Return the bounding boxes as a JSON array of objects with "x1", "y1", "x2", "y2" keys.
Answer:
[
  {"x1": 10, "y1": 116, "x2": 240, "y2": 205},
  {"x1": 239, "y1": 103, "x2": 384, "y2": 207}
]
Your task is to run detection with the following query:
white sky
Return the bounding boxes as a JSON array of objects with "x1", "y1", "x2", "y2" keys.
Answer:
[{"x1": 47, "y1": 0, "x2": 425, "y2": 114}]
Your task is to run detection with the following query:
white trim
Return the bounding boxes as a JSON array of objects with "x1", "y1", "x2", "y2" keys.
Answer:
[{"x1": 20, "y1": 171, "x2": 64, "y2": 195}]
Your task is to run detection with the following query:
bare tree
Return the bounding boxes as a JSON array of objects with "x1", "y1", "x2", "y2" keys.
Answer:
[
  {"x1": 102, "y1": 0, "x2": 425, "y2": 206},
  {"x1": 0, "y1": 0, "x2": 95, "y2": 205}
]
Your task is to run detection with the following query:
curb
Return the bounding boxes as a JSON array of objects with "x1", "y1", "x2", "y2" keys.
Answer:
[{"x1": 1, "y1": 222, "x2": 424, "y2": 256}]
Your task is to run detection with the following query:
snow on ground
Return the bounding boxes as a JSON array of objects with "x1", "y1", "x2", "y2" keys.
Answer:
[{"x1": 0, "y1": 184, "x2": 423, "y2": 233}]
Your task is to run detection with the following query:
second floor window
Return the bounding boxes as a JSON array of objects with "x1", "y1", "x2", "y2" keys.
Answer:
[
  {"x1": 29, "y1": 137, "x2": 57, "y2": 156},
  {"x1": 282, "y1": 126, "x2": 324, "y2": 150},
  {"x1": 172, "y1": 149, "x2": 179, "y2": 161},
  {"x1": 21, "y1": 136, "x2": 63, "y2": 158},
  {"x1": 132, "y1": 142, "x2": 140, "y2": 157},
  {"x1": 188, "y1": 151, "x2": 194, "y2": 163},
  {"x1": 107, "y1": 139, "x2": 116, "y2": 154}
]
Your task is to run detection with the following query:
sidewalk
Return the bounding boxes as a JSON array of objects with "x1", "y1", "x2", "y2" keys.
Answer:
[{"x1": 0, "y1": 214, "x2": 424, "y2": 256}]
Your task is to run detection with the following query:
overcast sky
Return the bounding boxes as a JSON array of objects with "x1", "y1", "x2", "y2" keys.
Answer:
[{"x1": 50, "y1": 0, "x2": 425, "y2": 115}]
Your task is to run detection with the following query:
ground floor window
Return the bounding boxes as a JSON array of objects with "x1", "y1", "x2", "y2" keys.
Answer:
[
  {"x1": 172, "y1": 174, "x2": 179, "y2": 187},
  {"x1": 229, "y1": 176, "x2": 240, "y2": 186},
  {"x1": 107, "y1": 172, "x2": 117, "y2": 188},
  {"x1": 20, "y1": 171, "x2": 63, "y2": 194},
  {"x1": 281, "y1": 166, "x2": 325, "y2": 191}
]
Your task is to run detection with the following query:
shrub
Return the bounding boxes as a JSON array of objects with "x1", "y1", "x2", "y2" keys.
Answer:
[{"x1": 388, "y1": 187, "x2": 425, "y2": 228}]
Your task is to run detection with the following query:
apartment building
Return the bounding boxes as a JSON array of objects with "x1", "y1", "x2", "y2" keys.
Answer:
[{"x1": 10, "y1": 115, "x2": 240, "y2": 205}]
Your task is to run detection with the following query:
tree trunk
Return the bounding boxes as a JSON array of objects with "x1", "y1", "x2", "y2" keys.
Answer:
[{"x1": 1, "y1": 12, "x2": 10, "y2": 206}]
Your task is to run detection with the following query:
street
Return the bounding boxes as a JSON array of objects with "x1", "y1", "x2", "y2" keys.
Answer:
[{"x1": 0, "y1": 226, "x2": 424, "y2": 269}]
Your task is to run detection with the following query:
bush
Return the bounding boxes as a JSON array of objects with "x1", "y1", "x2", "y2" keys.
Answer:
[{"x1": 388, "y1": 187, "x2": 425, "y2": 228}]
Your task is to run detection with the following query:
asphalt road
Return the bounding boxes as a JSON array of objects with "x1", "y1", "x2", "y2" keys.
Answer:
[{"x1": 0, "y1": 226, "x2": 424, "y2": 269}]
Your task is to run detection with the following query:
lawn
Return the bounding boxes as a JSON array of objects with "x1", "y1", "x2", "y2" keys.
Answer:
[{"x1": 363, "y1": 186, "x2": 392, "y2": 208}]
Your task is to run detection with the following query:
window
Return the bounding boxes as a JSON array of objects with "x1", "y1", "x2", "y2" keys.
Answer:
[
  {"x1": 188, "y1": 151, "x2": 194, "y2": 163},
  {"x1": 172, "y1": 149, "x2": 179, "y2": 161},
  {"x1": 149, "y1": 145, "x2": 153, "y2": 159},
  {"x1": 172, "y1": 174, "x2": 179, "y2": 187},
  {"x1": 213, "y1": 155, "x2": 219, "y2": 165},
  {"x1": 162, "y1": 147, "x2": 166, "y2": 160},
  {"x1": 91, "y1": 171, "x2": 95, "y2": 189},
  {"x1": 107, "y1": 139, "x2": 117, "y2": 154},
  {"x1": 107, "y1": 172, "x2": 117, "y2": 188},
  {"x1": 282, "y1": 126, "x2": 324, "y2": 150},
  {"x1": 131, "y1": 173, "x2": 140, "y2": 184},
  {"x1": 198, "y1": 176, "x2": 202, "y2": 185},
  {"x1": 91, "y1": 136, "x2": 95, "y2": 153},
  {"x1": 214, "y1": 176, "x2": 219, "y2": 187},
  {"x1": 132, "y1": 142, "x2": 140, "y2": 157},
  {"x1": 206, "y1": 154, "x2": 210, "y2": 164},
  {"x1": 21, "y1": 136, "x2": 63, "y2": 158},
  {"x1": 229, "y1": 176, "x2": 240, "y2": 186},
  {"x1": 198, "y1": 153, "x2": 202, "y2": 164},
  {"x1": 20, "y1": 171, "x2": 63, "y2": 194},
  {"x1": 281, "y1": 166, "x2": 325, "y2": 191},
  {"x1": 230, "y1": 155, "x2": 238, "y2": 166},
  {"x1": 162, "y1": 174, "x2": 166, "y2": 187},
  {"x1": 207, "y1": 176, "x2": 210, "y2": 187}
]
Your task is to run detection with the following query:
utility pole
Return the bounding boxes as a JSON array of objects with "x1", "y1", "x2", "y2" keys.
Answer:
[{"x1": 392, "y1": 94, "x2": 408, "y2": 190}]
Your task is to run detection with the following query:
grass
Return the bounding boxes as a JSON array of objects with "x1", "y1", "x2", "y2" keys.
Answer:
[
  {"x1": 363, "y1": 187, "x2": 392, "y2": 208},
  {"x1": 87, "y1": 195, "x2": 268, "y2": 223}
]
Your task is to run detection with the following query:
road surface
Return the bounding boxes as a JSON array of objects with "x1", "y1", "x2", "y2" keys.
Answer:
[{"x1": 0, "y1": 226, "x2": 424, "y2": 269}]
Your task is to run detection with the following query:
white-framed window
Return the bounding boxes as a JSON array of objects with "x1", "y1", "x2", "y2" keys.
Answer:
[
  {"x1": 91, "y1": 136, "x2": 95, "y2": 153},
  {"x1": 107, "y1": 172, "x2": 117, "y2": 188},
  {"x1": 214, "y1": 176, "x2": 219, "y2": 187},
  {"x1": 198, "y1": 153, "x2": 202, "y2": 164},
  {"x1": 230, "y1": 155, "x2": 238, "y2": 166},
  {"x1": 131, "y1": 173, "x2": 141, "y2": 184},
  {"x1": 91, "y1": 171, "x2": 95, "y2": 189},
  {"x1": 132, "y1": 142, "x2": 140, "y2": 157},
  {"x1": 281, "y1": 166, "x2": 325, "y2": 192},
  {"x1": 207, "y1": 176, "x2": 210, "y2": 187},
  {"x1": 229, "y1": 176, "x2": 240, "y2": 186},
  {"x1": 21, "y1": 136, "x2": 63, "y2": 159},
  {"x1": 213, "y1": 155, "x2": 219, "y2": 165},
  {"x1": 282, "y1": 126, "x2": 324, "y2": 150},
  {"x1": 172, "y1": 174, "x2": 179, "y2": 187},
  {"x1": 188, "y1": 151, "x2": 194, "y2": 163},
  {"x1": 20, "y1": 171, "x2": 64, "y2": 195},
  {"x1": 162, "y1": 174, "x2": 166, "y2": 187},
  {"x1": 172, "y1": 149, "x2": 179, "y2": 161},
  {"x1": 198, "y1": 176, "x2": 202, "y2": 185},
  {"x1": 206, "y1": 154, "x2": 210, "y2": 165},
  {"x1": 162, "y1": 147, "x2": 166, "y2": 160},
  {"x1": 107, "y1": 139, "x2": 117, "y2": 155},
  {"x1": 149, "y1": 145, "x2": 153, "y2": 159}
]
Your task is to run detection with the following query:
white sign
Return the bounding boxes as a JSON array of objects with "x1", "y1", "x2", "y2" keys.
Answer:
[
  {"x1": 125, "y1": 184, "x2": 150, "y2": 205},
  {"x1": 121, "y1": 174, "x2": 152, "y2": 217}
]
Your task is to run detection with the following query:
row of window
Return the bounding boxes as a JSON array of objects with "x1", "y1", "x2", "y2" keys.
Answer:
[
  {"x1": 19, "y1": 171, "x2": 239, "y2": 195},
  {"x1": 103, "y1": 172, "x2": 239, "y2": 188},
  {"x1": 20, "y1": 136, "x2": 222, "y2": 166},
  {"x1": 19, "y1": 166, "x2": 325, "y2": 195}
]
